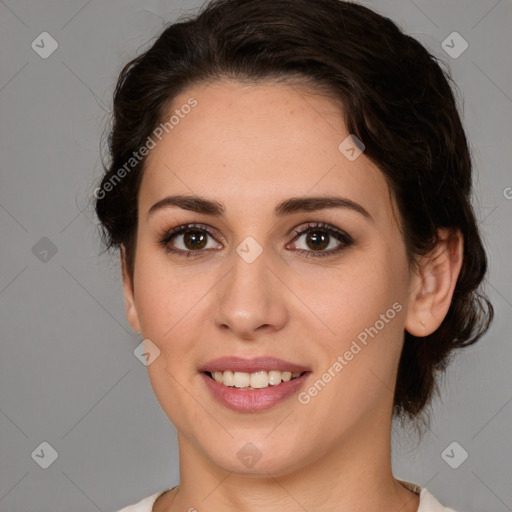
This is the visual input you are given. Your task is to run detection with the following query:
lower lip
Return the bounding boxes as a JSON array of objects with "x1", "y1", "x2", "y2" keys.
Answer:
[{"x1": 201, "y1": 372, "x2": 310, "y2": 412}]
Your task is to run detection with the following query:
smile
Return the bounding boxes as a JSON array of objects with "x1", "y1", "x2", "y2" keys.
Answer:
[{"x1": 205, "y1": 370, "x2": 303, "y2": 389}]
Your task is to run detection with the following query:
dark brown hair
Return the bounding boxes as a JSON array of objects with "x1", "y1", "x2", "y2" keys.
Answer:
[{"x1": 95, "y1": 0, "x2": 493, "y2": 424}]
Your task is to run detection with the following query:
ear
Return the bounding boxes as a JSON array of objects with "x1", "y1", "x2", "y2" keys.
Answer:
[
  {"x1": 121, "y1": 245, "x2": 142, "y2": 334},
  {"x1": 404, "y1": 227, "x2": 463, "y2": 337}
]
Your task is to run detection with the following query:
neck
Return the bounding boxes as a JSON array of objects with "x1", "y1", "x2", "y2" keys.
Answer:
[{"x1": 159, "y1": 410, "x2": 419, "y2": 512}]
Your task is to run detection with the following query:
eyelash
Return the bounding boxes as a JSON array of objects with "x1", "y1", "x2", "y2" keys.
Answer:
[{"x1": 157, "y1": 222, "x2": 354, "y2": 259}]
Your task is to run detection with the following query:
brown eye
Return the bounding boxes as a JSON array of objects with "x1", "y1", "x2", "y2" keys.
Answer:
[
  {"x1": 289, "y1": 222, "x2": 353, "y2": 258},
  {"x1": 158, "y1": 224, "x2": 222, "y2": 256},
  {"x1": 303, "y1": 230, "x2": 330, "y2": 251},
  {"x1": 181, "y1": 229, "x2": 208, "y2": 250}
]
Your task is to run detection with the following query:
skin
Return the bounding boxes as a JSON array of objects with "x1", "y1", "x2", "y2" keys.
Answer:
[{"x1": 121, "y1": 79, "x2": 463, "y2": 512}]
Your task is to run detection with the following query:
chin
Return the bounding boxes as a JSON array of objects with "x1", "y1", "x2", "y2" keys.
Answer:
[{"x1": 204, "y1": 437, "x2": 313, "y2": 478}]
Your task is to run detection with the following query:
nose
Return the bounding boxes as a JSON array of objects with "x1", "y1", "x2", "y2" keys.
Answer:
[{"x1": 212, "y1": 246, "x2": 289, "y2": 340}]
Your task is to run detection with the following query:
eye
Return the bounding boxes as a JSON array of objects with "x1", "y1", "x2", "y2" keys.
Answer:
[
  {"x1": 157, "y1": 221, "x2": 353, "y2": 258},
  {"x1": 288, "y1": 222, "x2": 353, "y2": 258},
  {"x1": 158, "y1": 223, "x2": 222, "y2": 257}
]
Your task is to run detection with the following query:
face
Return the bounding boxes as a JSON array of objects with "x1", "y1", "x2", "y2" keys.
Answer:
[{"x1": 123, "y1": 79, "x2": 421, "y2": 477}]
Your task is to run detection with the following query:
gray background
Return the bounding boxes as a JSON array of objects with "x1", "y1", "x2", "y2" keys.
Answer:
[{"x1": 0, "y1": 0, "x2": 511, "y2": 511}]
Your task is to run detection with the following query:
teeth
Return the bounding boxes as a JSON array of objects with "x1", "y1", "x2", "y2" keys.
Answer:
[
  {"x1": 250, "y1": 371, "x2": 268, "y2": 389},
  {"x1": 268, "y1": 370, "x2": 281, "y2": 386},
  {"x1": 234, "y1": 371, "x2": 250, "y2": 388},
  {"x1": 211, "y1": 370, "x2": 302, "y2": 389}
]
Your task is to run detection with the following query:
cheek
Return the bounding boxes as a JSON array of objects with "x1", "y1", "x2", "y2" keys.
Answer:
[
  {"x1": 302, "y1": 286, "x2": 406, "y2": 428},
  {"x1": 306, "y1": 255, "x2": 402, "y2": 330},
  {"x1": 133, "y1": 245, "x2": 201, "y2": 336},
  {"x1": 310, "y1": 244, "x2": 407, "y2": 374}
]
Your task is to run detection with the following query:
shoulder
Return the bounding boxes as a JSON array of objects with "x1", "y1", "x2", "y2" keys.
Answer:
[
  {"x1": 398, "y1": 479, "x2": 462, "y2": 512},
  {"x1": 115, "y1": 489, "x2": 173, "y2": 512}
]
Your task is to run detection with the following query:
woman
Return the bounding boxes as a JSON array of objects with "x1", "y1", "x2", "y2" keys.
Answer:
[{"x1": 95, "y1": 0, "x2": 494, "y2": 511}]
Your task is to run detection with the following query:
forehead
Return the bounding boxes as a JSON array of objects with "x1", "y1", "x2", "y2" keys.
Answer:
[{"x1": 139, "y1": 79, "x2": 395, "y2": 227}]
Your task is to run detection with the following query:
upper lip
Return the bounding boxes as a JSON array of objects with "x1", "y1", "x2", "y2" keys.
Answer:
[{"x1": 199, "y1": 356, "x2": 310, "y2": 374}]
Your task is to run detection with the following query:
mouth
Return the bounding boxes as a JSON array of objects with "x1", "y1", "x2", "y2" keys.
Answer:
[
  {"x1": 203, "y1": 369, "x2": 306, "y2": 390},
  {"x1": 199, "y1": 356, "x2": 311, "y2": 411}
]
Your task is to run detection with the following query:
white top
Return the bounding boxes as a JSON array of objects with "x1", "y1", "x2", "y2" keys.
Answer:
[{"x1": 115, "y1": 480, "x2": 460, "y2": 512}]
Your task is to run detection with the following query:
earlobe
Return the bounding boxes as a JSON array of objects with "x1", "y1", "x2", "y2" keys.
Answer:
[
  {"x1": 404, "y1": 228, "x2": 463, "y2": 337},
  {"x1": 121, "y1": 246, "x2": 142, "y2": 334}
]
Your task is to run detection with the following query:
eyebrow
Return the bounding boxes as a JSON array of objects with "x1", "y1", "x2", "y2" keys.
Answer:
[{"x1": 147, "y1": 194, "x2": 373, "y2": 222}]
